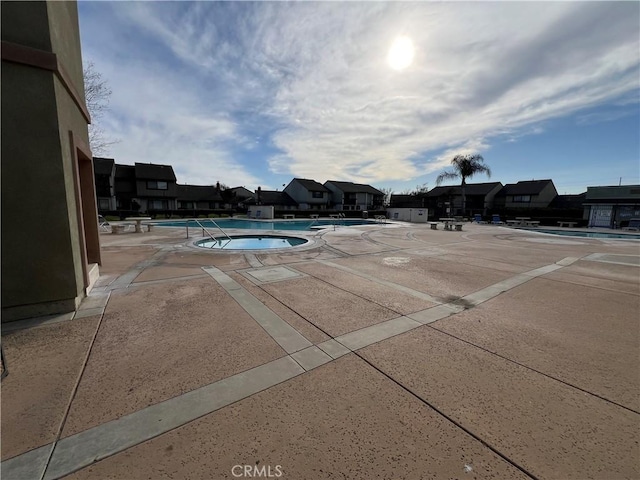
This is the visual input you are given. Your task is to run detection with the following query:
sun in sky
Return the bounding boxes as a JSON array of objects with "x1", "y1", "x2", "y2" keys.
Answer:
[{"x1": 387, "y1": 35, "x2": 415, "y2": 70}]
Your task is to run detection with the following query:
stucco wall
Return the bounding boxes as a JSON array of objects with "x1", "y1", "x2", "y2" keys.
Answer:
[
  {"x1": 248, "y1": 206, "x2": 274, "y2": 219},
  {"x1": 1, "y1": 0, "x2": 92, "y2": 320},
  {"x1": 1, "y1": 62, "x2": 82, "y2": 316},
  {"x1": 1, "y1": 1, "x2": 52, "y2": 50},
  {"x1": 47, "y1": 1, "x2": 86, "y2": 103},
  {"x1": 387, "y1": 208, "x2": 429, "y2": 223}
]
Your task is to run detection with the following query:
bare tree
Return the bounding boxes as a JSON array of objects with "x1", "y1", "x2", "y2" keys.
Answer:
[
  {"x1": 84, "y1": 61, "x2": 118, "y2": 155},
  {"x1": 399, "y1": 183, "x2": 429, "y2": 195},
  {"x1": 380, "y1": 187, "x2": 393, "y2": 206}
]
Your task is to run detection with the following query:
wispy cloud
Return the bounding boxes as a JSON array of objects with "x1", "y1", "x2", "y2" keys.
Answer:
[{"x1": 80, "y1": 1, "x2": 639, "y2": 188}]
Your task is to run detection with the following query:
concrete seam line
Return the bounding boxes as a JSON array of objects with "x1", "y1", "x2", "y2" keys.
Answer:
[
  {"x1": 125, "y1": 274, "x2": 210, "y2": 289},
  {"x1": 201, "y1": 266, "x2": 312, "y2": 353},
  {"x1": 40, "y1": 356, "x2": 304, "y2": 480},
  {"x1": 39, "y1": 291, "x2": 113, "y2": 480},
  {"x1": 426, "y1": 324, "x2": 640, "y2": 416},
  {"x1": 284, "y1": 265, "x2": 407, "y2": 317},
  {"x1": 350, "y1": 352, "x2": 541, "y2": 480},
  {"x1": 108, "y1": 249, "x2": 169, "y2": 290},
  {"x1": 316, "y1": 260, "x2": 442, "y2": 304},
  {"x1": 334, "y1": 316, "x2": 422, "y2": 351}
]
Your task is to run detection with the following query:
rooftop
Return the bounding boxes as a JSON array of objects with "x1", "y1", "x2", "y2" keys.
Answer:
[
  {"x1": 325, "y1": 180, "x2": 384, "y2": 195},
  {"x1": 427, "y1": 182, "x2": 503, "y2": 196},
  {"x1": 176, "y1": 184, "x2": 223, "y2": 202},
  {"x1": 92, "y1": 157, "x2": 115, "y2": 176},
  {"x1": 245, "y1": 190, "x2": 298, "y2": 206},
  {"x1": 289, "y1": 178, "x2": 329, "y2": 192},
  {"x1": 134, "y1": 162, "x2": 177, "y2": 181},
  {"x1": 499, "y1": 179, "x2": 555, "y2": 195}
]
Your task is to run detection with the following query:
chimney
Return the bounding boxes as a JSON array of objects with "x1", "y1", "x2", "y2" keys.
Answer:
[
  {"x1": 257, "y1": 186, "x2": 262, "y2": 205},
  {"x1": 216, "y1": 181, "x2": 220, "y2": 192}
]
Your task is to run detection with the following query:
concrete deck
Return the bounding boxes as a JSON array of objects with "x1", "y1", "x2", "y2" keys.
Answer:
[{"x1": 2, "y1": 222, "x2": 638, "y2": 479}]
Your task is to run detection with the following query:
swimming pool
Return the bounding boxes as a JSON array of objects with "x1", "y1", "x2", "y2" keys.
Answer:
[
  {"x1": 196, "y1": 235, "x2": 309, "y2": 250},
  {"x1": 157, "y1": 218, "x2": 377, "y2": 231},
  {"x1": 516, "y1": 228, "x2": 640, "y2": 240}
]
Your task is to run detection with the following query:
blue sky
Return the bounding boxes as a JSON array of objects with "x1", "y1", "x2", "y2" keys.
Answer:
[{"x1": 78, "y1": 1, "x2": 639, "y2": 194}]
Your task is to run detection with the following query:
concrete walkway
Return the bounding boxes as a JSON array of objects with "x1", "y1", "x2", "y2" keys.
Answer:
[{"x1": 2, "y1": 222, "x2": 639, "y2": 479}]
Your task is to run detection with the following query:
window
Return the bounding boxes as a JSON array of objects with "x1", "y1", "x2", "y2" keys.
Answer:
[
  {"x1": 512, "y1": 195, "x2": 531, "y2": 203},
  {"x1": 98, "y1": 198, "x2": 110, "y2": 210},
  {"x1": 147, "y1": 180, "x2": 168, "y2": 190},
  {"x1": 150, "y1": 200, "x2": 168, "y2": 210},
  {"x1": 179, "y1": 201, "x2": 194, "y2": 209},
  {"x1": 312, "y1": 191, "x2": 324, "y2": 199}
]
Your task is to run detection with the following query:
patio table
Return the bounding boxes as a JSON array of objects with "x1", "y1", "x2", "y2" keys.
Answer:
[{"x1": 125, "y1": 217, "x2": 152, "y2": 233}]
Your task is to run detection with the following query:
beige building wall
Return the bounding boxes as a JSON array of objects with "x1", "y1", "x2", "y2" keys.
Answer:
[{"x1": 1, "y1": 0, "x2": 98, "y2": 321}]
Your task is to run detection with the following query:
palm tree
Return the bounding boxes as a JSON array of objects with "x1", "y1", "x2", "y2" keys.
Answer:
[{"x1": 435, "y1": 154, "x2": 491, "y2": 217}]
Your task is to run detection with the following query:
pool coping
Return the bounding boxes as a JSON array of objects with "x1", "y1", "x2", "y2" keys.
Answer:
[
  {"x1": 513, "y1": 227, "x2": 640, "y2": 241},
  {"x1": 184, "y1": 230, "x2": 327, "y2": 254}
]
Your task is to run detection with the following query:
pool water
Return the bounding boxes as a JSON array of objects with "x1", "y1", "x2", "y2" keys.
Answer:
[
  {"x1": 197, "y1": 235, "x2": 309, "y2": 250},
  {"x1": 158, "y1": 218, "x2": 376, "y2": 231},
  {"x1": 517, "y1": 228, "x2": 640, "y2": 240}
]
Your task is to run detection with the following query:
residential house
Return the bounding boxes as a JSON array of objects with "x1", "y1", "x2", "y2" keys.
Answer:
[
  {"x1": 228, "y1": 186, "x2": 254, "y2": 201},
  {"x1": 283, "y1": 178, "x2": 330, "y2": 210},
  {"x1": 176, "y1": 184, "x2": 223, "y2": 210},
  {"x1": 114, "y1": 164, "x2": 137, "y2": 210},
  {"x1": 323, "y1": 181, "x2": 384, "y2": 211},
  {"x1": 583, "y1": 185, "x2": 640, "y2": 228},
  {"x1": 549, "y1": 192, "x2": 587, "y2": 210},
  {"x1": 493, "y1": 180, "x2": 558, "y2": 209},
  {"x1": 134, "y1": 162, "x2": 178, "y2": 212},
  {"x1": 244, "y1": 189, "x2": 298, "y2": 210},
  {"x1": 426, "y1": 182, "x2": 503, "y2": 217},
  {"x1": 389, "y1": 194, "x2": 428, "y2": 209},
  {"x1": 93, "y1": 157, "x2": 116, "y2": 211},
  {"x1": 227, "y1": 186, "x2": 254, "y2": 208}
]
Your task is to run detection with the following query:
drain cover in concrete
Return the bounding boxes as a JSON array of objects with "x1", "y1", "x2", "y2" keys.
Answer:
[{"x1": 243, "y1": 266, "x2": 305, "y2": 284}]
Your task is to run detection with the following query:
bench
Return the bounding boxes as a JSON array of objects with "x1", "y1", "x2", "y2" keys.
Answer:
[
  {"x1": 310, "y1": 214, "x2": 319, "y2": 219},
  {"x1": 146, "y1": 224, "x2": 154, "y2": 232},
  {"x1": 282, "y1": 214, "x2": 295, "y2": 219},
  {"x1": 622, "y1": 219, "x2": 640, "y2": 231},
  {"x1": 111, "y1": 225, "x2": 127, "y2": 234},
  {"x1": 428, "y1": 222, "x2": 439, "y2": 230},
  {"x1": 454, "y1": 223, "x2": 464, "y2": 231},
  {"x1": 557, "y1": 221, "x2": 577, "y2": 228},
  {"x1": 524, "y1": 221, "x2": 540, "y2": 227}
]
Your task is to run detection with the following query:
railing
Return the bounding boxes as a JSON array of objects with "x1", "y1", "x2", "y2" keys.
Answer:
[{"x1": 186, "y1": 218, "x2": 232, "y2": 242}]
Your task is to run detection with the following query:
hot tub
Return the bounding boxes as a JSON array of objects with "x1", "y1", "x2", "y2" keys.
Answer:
[{"x1": 196, "y1": 235, "x2": 309, "y2": 250}]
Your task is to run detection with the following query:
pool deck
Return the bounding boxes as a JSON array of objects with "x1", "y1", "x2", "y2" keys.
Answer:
[{"x1": 2, "y1": 222, "x2": 639, "y2": 479}]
